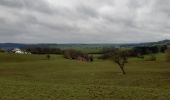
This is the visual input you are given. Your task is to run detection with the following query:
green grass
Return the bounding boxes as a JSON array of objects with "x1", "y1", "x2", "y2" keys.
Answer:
[
  {"x1": 0, "y1": 53, "x2": 59, "y2": 63},
  {"x1": 0, "y1": 53, "x2": 170, "y2": 100}
]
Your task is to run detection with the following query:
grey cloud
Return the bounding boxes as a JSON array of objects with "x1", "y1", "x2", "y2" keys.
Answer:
[
  {"x1": 0, "y1": 0, "x2": 170, "y2": 43},
  {"x1": 0, "y1": 0, "x2": 23, "y2": 8},
  {"x1": 0, "y1": 0, "x2": 53, "y2": 14},
  {"x1": 76, "y1": 5, "x2": 99, "y2": 19}
]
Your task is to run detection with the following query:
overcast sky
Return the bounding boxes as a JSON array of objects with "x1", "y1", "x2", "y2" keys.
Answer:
[{"x1": 0, "y1": 0, "x2": 170, "y2": 43}]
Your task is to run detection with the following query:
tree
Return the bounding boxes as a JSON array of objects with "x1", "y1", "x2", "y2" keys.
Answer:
[
  {"x1": 89, "y1": 55, "x2": 94, "y2": 62},
  {"x1": 46, "y1": 54, "x2": 51, "y2": 60},
  {"x1": 110, "y1": 49, "x2": 129, "y2": 75},
  {"x1": 98, "y1": 48, "x2": 129, "y2": 74}
]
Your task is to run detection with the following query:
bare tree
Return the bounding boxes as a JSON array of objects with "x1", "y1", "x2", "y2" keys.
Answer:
[{"x1": 111, "y1": 49, "x2": 129, "y2": 75}]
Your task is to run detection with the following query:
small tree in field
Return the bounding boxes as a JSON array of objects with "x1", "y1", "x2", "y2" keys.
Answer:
[
  {"x1": 111, "y1": 49, "x2": 129, "y2": 75},
  {"x1": 46, "y1": 54, "x2": 51, "y2": 60}
]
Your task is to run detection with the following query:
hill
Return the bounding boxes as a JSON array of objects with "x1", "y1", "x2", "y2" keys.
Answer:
[{"x1": 0, "y1": 40, "x2": 170, "y2": 49}]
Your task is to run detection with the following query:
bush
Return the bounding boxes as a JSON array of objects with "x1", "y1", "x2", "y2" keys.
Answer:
[
  {"x1": 136, "y1": 53, "x2": 144, "y2": 59},
  {"x1": 145, "y1": 54, "x2": 156, "y2": 61},
  {"x1": 63, "y1": 49, "x2": 93, "y2": 62},
  {"x1": 0, "y1": 49, "x2": 5, "y2": 53}
]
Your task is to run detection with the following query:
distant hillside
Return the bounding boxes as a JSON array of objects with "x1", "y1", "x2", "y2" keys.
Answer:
[
  {"x1": 0, "y1": 43, "x2": 119, "y2": 49},
  {"x1": 0, "y1": 40, "x2": 170, "y2": 49},
  {"x1": 0, "y1": 43, "x2": 50, "y2": 49},
  {"x1": 120, "y1": 40, "x2": 170, "y2": 48}
]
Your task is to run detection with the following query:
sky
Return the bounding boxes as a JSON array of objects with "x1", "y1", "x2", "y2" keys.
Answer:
[{"x1": 0, "y1": 0, "x2": 170, "y2": 43}]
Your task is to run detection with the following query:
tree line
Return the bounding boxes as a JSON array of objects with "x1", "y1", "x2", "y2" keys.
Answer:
[
  {"x1": 25, "y1": 48, "x2": 63, "y2": 54},
  {"x1": 130, "y1": 45, "x2": 167, "y2": 56}
]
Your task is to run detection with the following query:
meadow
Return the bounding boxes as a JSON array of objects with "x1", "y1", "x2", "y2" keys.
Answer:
[{"x1": 0, "y1": 53, "x2": 170, "y2": 100}]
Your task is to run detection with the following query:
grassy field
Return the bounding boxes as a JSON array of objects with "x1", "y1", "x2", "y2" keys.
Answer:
[{"x1": 0, "y1": 53, "x2": 170, "y2": 100}]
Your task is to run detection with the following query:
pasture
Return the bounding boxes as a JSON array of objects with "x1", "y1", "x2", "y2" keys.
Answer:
[{"x1": 0, "y1": 53, "x2": 170, "y2": 100}]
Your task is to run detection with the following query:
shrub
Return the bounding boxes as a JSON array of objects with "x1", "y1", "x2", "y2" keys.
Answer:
[
  {"x1": 63, "y1": 49, "x2": 93, "y2": 62},
  {"x1": 145, "y1": 54, "x2": 156, "y2": 61},
  {"x1": 136, "y1": 53, "x2": 144, "y2": 59},
  {"x1": 0, "y1": 49, "x2": 5, "y2": 53}
]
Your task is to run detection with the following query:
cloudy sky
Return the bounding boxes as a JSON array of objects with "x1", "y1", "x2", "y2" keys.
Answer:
[{"x1": 0, "y1": 0, "x2": 170, "y2": 43}]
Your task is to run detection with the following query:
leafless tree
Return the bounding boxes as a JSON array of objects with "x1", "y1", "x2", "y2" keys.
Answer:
[{"x1": 111, "y1": 49, "x2": 129, "y2": 75}]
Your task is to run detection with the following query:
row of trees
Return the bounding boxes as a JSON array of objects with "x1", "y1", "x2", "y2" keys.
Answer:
[
  {"x1": 25, "y1": 48, "x2": 63, "y2": 54},
  {"x1": 130, "y1": 45, "x2": 167, "y2": 56}
]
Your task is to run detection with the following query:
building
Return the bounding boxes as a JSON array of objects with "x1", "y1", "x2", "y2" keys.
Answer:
[{"x1": 12, "y1": 48, "x2": 31, "y2": 54}]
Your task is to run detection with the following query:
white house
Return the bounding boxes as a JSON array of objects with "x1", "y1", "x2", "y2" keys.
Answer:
[{"x1": 12, "y1": 48, "x2": 31, "y2": 54}]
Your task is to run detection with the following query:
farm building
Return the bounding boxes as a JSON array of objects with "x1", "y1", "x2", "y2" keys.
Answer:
[{"x1": 12, "y1": 48, "x2": 31, "y2": 54}]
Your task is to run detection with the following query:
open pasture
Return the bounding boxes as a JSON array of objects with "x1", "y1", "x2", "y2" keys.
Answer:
[{"x1": 0, "y1": 53, "x2": 170, "y2": 100}]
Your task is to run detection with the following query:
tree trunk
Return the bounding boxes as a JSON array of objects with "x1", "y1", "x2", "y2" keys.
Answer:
[{"x1": 120, "y1": 65, "x2": 126, "y2": 75}]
